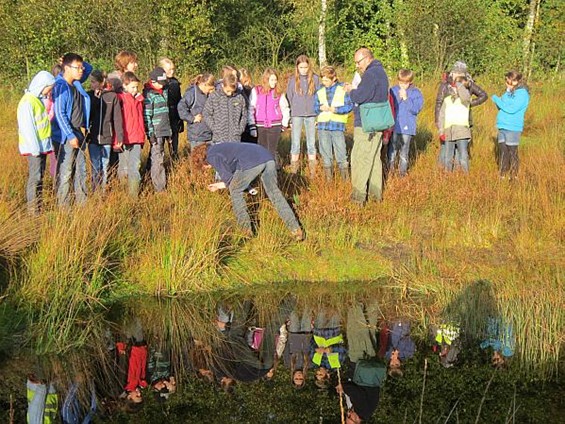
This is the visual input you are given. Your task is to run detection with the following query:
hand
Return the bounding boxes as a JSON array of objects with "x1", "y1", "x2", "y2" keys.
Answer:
[
  {"x1": 343, "y1": 83, "x2": 353, "y2": 93},
  {"x1": 320, "y1": 104, "x2": 331, "y2": 112},
  {"x1": 249, "y1": 126, "x2": 258, "y2": 138},
  {"x1": 69, "y1": 138, "x2": 79, "y2": 149},
  {"x1": 399, "y1": 88, "x2": 407, "y2": 100},
  {"x1": 208, "y1": 182, "x2": 226, "y2": 192},
  {"x1": 113, "y1": 141, "x2": 123, "y2": 152},
  {"x1": 335, "y1": 384, "x2": 343, "y2": 394},
  {"x1": 194, "y1": 114, "x2": 203, "y2": 123}
]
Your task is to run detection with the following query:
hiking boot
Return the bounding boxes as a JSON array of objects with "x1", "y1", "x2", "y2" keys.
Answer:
[
  {"x1": 291, "y1": 228, "x2": 305, "y2": 241},
  {"x1": 308, "y1": 160, "x2": 317, "y2": 178},
  {"x1": 323, "y1": 167, "x2": 333, "y2": 181},
  {"x1": 339, "y1": 167, "x2": 349, "y2": 181},
  {"x1": 289, "y1": 160, "x2": 299, "y2": 174}
]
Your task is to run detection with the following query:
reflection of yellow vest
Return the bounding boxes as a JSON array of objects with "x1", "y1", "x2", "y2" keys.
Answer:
[
  {"x1": 27, "y1": 384, "x2": 58, "y2": 424},
  {"x1": 317, "y1": 85, "x2": 348, "y2": 124},
  {"x1": 443, "y1": 96, "x2": 469, "y2": 128},
  {"x1": 312, "y1": 334, "x2": 343, "y2": 368},
  {"x1": 435, "y1": 324, "x2": 460, "y2": 346},
  {"x1": 18, "y1": 93, "x2": 51, "y2": 145}
]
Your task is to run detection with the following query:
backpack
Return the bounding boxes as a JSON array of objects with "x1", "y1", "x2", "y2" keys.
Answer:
[{"x1": 352, "y1": 358, "x2": 387, "y2": 387}]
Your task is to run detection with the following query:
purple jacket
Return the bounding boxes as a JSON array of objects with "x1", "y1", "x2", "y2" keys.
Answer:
[{"x1": 390, "y1": 85, "x2": 424, "y2": 136}]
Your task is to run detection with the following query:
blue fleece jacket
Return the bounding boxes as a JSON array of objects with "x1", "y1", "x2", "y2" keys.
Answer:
[
  {"x1": 390, "y1": 85, "x2": 424, "y2": 136},
  {"x1": 51, "y1": 62, "x2": 93, "y2": 144},
  {"x1": 207, "y1": 143, "x2": 274, "y2": 185},
  {"x1": 349, "y1": 60, "x2": 389, "y2": 127},
  {"x1": 492, "y1": 87, "x2": 530, "y2": 132}
]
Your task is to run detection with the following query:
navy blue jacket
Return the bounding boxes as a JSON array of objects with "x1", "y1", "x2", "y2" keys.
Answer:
[
  {"x1": 349, "y1": 60, "x2": 389, "y2": 127},
  {"x1": 207, "y1": 143, "x2": 273, "y2": 185}
]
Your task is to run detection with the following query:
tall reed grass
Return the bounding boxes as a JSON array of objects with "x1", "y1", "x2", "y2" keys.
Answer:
[{"x1": 0, "y1": 79, "x2": 562, "y2": 378}]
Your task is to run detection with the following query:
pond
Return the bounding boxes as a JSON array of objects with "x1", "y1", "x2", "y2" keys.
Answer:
[{"x1": 1, "y1": 281, "x2": 563, "y2": 423}]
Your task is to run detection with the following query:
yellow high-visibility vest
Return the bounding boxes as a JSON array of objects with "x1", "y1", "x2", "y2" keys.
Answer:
[
  {"x1": 317, "y1": 85, "x2": 348, "y2": 124},
  {"x1": 18, "y1": 93, "x2": 51, "y2": 145},
  {"x1": 312, "y1": 333, "x2": 344, "y2": 368}
]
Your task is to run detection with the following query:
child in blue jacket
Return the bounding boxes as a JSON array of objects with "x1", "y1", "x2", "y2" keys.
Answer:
[
  {"x1": 388, "y1": 69, "x2": 424, "y2": 176},
  {"x1": 492, "y1": 70, "x2": 530, "y2": 179}
]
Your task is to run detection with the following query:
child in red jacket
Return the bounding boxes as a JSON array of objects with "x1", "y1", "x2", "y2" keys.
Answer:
[{"x1": 116, "y1": 72, "x2": 145, "y2": 197}]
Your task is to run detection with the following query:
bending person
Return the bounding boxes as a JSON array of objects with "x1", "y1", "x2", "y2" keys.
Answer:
[{"x1": 193, "y1": 143, "x2": 304, "y2": 240}]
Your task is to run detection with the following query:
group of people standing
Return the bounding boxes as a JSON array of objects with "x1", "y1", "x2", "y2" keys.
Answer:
[{"x1": 17, "y1": 48, "x2": 530, "y2": 236}]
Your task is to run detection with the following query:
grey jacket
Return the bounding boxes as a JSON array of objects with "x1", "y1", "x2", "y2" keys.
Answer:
[
  {"x1": 203, "y1": 90, "x2": 247, "y2": 144},
  {"x1": 178, "y1": 84, "x2": 212, "y2": 144},
  {"x1": 286, "y1": 74, "x2": 320, "y2": 117},
  {"x1": 435, "y1": 76, "x2": 488, "y2": 129}
]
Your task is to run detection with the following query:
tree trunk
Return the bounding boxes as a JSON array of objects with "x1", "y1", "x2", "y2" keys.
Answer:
[
  {"x1": 523, "y1": 0, "x2": 541, "y2": 78},
  {"x1": 318, "y1": 0, "x2": 328, "y2": 67}
]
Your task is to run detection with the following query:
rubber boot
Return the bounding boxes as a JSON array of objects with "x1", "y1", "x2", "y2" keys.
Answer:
[
  {"x1": 323, "y1": 167, "x2": 333, "y2": 181},
  {"x1": 339, "y1": 167, "x2": 349, "y2": 181}
]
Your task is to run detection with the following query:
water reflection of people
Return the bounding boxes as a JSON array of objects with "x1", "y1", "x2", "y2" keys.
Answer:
[
  {"x1": 283, "y1": 307, "x2": 312, "y2": 389},
  {"x1": 384, "y1": 319, "x2": 415, "y2": 378},
  {"x1": 27, "y1": 372, "x2": 58, "y2": 424},
  {"x1": 310, "y1": 310, "x2": 346, "y2": 389},
  {"x1": 480, "y1": 317, "x2": 515, "y2": 367}
]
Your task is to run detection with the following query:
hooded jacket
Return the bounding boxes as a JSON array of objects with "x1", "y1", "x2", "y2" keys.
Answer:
[
  {"x1": 88, "y1": 88, "x2": 124, "y2": 145},
  {"x1": 143, "y1": 82, "x2": 172, "y2": 139},
  {"x1": 118, "y1": 92, "x2": 145, "y2": 145},
  {"x1": 434, "y1": 75, "x2": 488, "y2": 129},
  {"x1": 17, "y1": 71, "x2": 55, "y2": 156},
  {"x1": 492, "y1": 86, "x2": 530, "y2": 132},
  {"x1": 178, "y1": 84, "x2": 212, "y2": 144},
  {"x1": 203, "y1": 89, "x2": 247, "y2": 144},
  {"x1": 51, "y1": 62, "x2": 93, "y2": 144}
]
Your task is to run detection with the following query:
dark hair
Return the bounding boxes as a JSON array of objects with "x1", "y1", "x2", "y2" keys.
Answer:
[
  {"x1": 505, "y1": 70, "x2": 522, "y2": 83},
  {"x1": 122, "y1": 71, "x2": 140, "y2": 85},
  {"x1": 90, "y1": 70, "x2": 106, "y2": 83},
  {"x1": 192, "y1": 73, "x2": 216, "y2": 87},
  {"x1": 51, "y1": 63, "x2": 63, "y2": 77},
  {"x1": 397, "y1": 69, "x2": 414, "y2": 83},
  {"x1": 62, "y1": 53, "x2": 83, "y2": 67}
]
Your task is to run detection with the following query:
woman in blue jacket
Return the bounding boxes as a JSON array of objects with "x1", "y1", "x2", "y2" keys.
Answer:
[{"x1": 492, "y1": 70, "x2": 530, "y2": 179}]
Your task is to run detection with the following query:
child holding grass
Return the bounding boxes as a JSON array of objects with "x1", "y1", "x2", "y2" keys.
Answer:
[
  {"x1": 492, "y1": 70, "x2": 530, "y2": 180},
  {"x1": 17, "y1": 71, "x2": 55, "y2": 214},
  {"x1": 116, "y1": 72, "x2": 145, "y2": 197},
  {"x1": 388, "y1": 69, "x2": 424, "y2": 176},
  {"x1": 143, "y1": 67, "x2": 171, "y2": 192},
  {"x1": 314, "y1": 65, "x2": 353, "y2": 180}
]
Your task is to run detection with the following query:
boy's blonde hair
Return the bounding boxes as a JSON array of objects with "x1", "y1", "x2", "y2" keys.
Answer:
[
  {"x1": 320, "y1": 66, "x2": 337, "y2": 80},
  {"x1": 397, "y1": 69, "x2": 414, "y2": 83},
  {"x1": 222, "y1": 74, "x2": 238, "y2": 90},
  {"x1": 159, "y1": 57, "x2": 174, "y2": 68}
]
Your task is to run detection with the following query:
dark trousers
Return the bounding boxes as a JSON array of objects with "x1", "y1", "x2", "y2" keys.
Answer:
[
  {"x1": 499, "y1": 142, "x2": 519, "y2": 177},
  {"x1": 257, "y1": 126, "x2": 282, "y2": 165}
]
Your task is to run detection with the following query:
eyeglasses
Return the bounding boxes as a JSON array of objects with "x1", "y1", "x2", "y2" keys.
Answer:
[
  {"x1": 69, "y1": 65, "x2": 85, "y2": 71},
  {"x1": 354, "y1": 56, "x2": 366, "y2": 65}
]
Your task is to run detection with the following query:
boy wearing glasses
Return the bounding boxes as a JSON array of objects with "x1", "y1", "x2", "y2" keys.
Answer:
[{"x1": 52, "y1": 53, "x2": 92, "y2": 206}]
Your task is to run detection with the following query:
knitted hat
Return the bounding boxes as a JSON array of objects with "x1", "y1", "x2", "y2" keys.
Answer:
[
  {"x1": 149, "y1": 67, "x2": 168, "y2": 85},
  {"x1": 451, "y1": 61, "x2": 468, "y2": 75}
]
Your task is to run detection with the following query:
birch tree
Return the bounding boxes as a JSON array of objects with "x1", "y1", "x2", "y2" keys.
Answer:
[
  {"x1": 318, "y1": 0, "x2": 328, "y2": 67},
  {"x1": 522, "y1": 0, "x2": 542, "y2": 78}
]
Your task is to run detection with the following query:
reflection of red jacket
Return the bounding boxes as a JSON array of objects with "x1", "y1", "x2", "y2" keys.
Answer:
[{"x1": 118, "y1": 92, "x2": 145, "y2": 146}]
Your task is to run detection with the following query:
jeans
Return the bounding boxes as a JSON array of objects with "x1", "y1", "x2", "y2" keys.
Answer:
[
  {"x1": 388, "y1": 133, "x2": 412, "y2": 176},
  {"x1": 56, "y1": 140, "x2": 88, "y2": 207},
  {"x1": 118, "y1": 144, "x2": 142, "y2": 196},
  {"x1": 228, "y1": 160, "x2": 300, "y2": 232},
  {"x1": 443, "y1": 138, "x2": 470, "y2": 173},
  {"x1": 26, "y1": 154, "x2": 47, "y2": 213},
  {"x1": 318, "y1": 129, "x2": 348, "y2": 168},
  {"x1": 290, "y1": 116, "x2": 316, "y2": 156},
  {"x1": 351, "y1": 127, "x2": 383, "y2": 202},
  {"x1": 88, "y1": 143, "x2": 111, "y2": 191},
  {"x1": 149, "y1": 137, "x2": 167, "y2": 192},
  {"x1": 289, "y1": 309, "x2": 312, "y2": 333}
]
